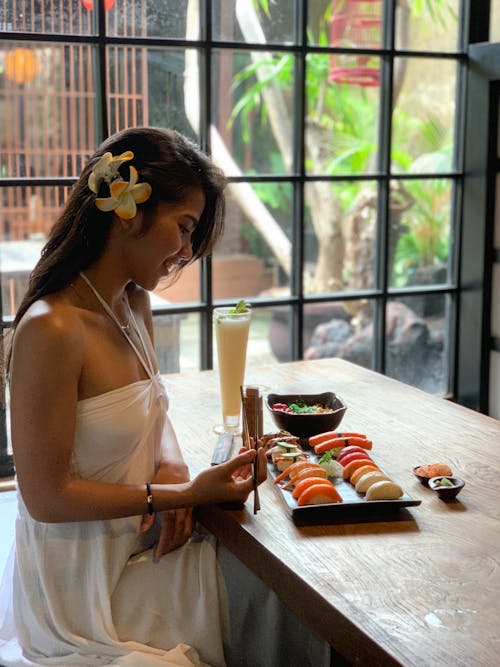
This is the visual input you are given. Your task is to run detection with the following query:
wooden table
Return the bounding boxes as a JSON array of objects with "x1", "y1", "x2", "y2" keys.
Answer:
[{"x1": 165, "y1": 358, "x2": 500, "y2": 667}]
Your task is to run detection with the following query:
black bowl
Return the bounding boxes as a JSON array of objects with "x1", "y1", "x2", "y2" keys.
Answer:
[
  {"x1": 266, "y1": 391, "x2": 347, "y2": 439},
  {"x1": 413, "y1": 463, "x2": 453, "y2": 488},
  {"x1": 428, "y1": 476, "x2": 465, "y2": 501},
  {"x1": 413, "y1": 465, "x2": 431, "y2": 487}
]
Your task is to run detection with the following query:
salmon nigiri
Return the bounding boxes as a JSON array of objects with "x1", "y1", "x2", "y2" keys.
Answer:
[
  {"x1": 297, "y1": 483, "x2": 343, "y2": 506},
  {"x1": 292, "y1": 476, "x2": 334, "y2": 500},
  {"x1": 281, "y1": 465, "x2": 327, "y2": 490},
  {"x1": 273, "y1": 460, "x2": 314, "y2": 485}
]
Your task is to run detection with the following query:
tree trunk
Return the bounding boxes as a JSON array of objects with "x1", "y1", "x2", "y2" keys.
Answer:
[{"x1": 184, "y1": 0, "x2": 412, "y2": 295}]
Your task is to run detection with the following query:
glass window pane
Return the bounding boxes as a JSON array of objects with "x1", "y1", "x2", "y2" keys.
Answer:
[
  {"x1": 213, "y1": 183, "x2": 292, "y2": 300},
  {"x1": 1, "y1": 42, "x2": 97, "y2": 178},
  {"x1": 261, "y1": 305, "x2": 293, "y2": 364},
  {"x1": 107, "y1": 0, "x2": 196, "y2": 39},
  {"x1": 1, "y1": 2, "x2": 96, "y2": 35},
  {"x1": 385, "y1": 294, "x2": 450, "y2": 395},
  {"x1": 304, "y1": 180, "x2": 377, "y2": 295},
  {"x1": 308, "y1": 0, "x2": 383, "y2": 51},
  {"x1": 492, "y1": 4, "x2": 500, "y2": 43},
  {"x1": 212, "y1": 0, "x2": 294, "y2": 44},
  {"x1": 306, "y1": 54, "x2": 380, "y2": 176},
  {"x1": 304, "y1": 299, "x2": 375, "y2": 371},
  {"x1": 153, "y1": 311, "x2": 200, "y2": 374},
  {"x1": 392, "y1": 58, "x2": 457, "y2": 174},
  {"x1": 152, "y1": 310, "x2": 182, "y2": 374},
  {"x1": 0, "y1": 184, "x2": 68, "y2": 240},
  {"x1": 212, "y1": 49, "x2": 293, "y2": 176},
  {"x1": 248, "y1": 306, "x2": 279, "y2": 367},
  {"x1": 156, "y1": 263, "x2": 200, "y2": 304},
  {"x1": 395, "y1": 0, "x2": 460, "y2": 52},
  {"x1": 107, "y1": 47, "x2": 199, "y2": 140},
  {"x1": 0, "y1": 237, "x2": 44, "y2": 319},
  {"x1": 211, "y1": 305, "x2": 279, "y2": 378},
  {"x1": 390, "y1": 179, "x2": 452, "y2": 289}
]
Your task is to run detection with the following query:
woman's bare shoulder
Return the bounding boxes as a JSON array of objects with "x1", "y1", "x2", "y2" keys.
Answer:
[{"x1": 13, "y1": 297, "x2": 85, "y2": 362}]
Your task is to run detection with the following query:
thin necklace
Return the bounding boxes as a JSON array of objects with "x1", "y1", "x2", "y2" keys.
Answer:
[
  {"x1": 119, "y1": 298, "x2": 131, "y2": 332},
  {"x1": 80, "y1": 271, "x2": 155, "y2": 378},
  {"x1": 77, "y1": 273, "x2": 130, "y2": 331}
]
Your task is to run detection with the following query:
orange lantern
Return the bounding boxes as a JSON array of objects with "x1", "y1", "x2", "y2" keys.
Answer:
[{"x1": 5, "y1": 48, "x2": 40, "y2": 85}]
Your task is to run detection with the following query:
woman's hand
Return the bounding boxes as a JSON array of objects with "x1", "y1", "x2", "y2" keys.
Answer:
[
  {"x1": 191, "y1": 447, "x2": 267, "y2": 506},
  {"x1": 150, "y1": 507, "x2": 194, "y2": 558},
  {"x1": 141, "y1": 461, "x2": 194, "y2": 558}
]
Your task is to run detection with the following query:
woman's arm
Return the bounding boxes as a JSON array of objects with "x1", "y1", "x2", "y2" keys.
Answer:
[{"x1": 10, "y1": 304, "x2": 265, "y2": 524}]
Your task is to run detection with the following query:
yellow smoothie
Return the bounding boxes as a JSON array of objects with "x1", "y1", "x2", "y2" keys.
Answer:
[{"x1": 214, "y1": 306, "x2": 251, "y2": 430}]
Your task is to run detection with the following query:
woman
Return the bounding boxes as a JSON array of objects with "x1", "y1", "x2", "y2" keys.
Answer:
[{"x1": 0, "y1": 127, "x2": 329, "y2": 667}]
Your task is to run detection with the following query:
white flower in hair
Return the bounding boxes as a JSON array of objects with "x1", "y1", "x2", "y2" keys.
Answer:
[
  {"x1": 88, "y1": 151, "x2": 134, "y2": 193},
  {"x1": 88, "y1": 150, "x2": 152, "y2": 220}
]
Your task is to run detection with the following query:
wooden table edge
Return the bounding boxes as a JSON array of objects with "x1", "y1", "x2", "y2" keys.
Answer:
[{"x1": 197, "y1": 503, "x2": 405, "y2": 667}]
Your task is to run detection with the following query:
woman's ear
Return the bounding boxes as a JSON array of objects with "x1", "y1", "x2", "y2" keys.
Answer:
[{"x1": 114, "y1": 210, "x2": 143, "y2": 236}]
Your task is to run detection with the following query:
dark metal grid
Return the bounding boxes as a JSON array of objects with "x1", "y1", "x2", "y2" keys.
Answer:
[{"x1": 0, "y1": 0, "x2": 484, "y2": 477}]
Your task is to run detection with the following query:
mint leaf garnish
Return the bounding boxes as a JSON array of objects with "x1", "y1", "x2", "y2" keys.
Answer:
[{"x1": 229, "y1": 299, "x2": 250, "y2": 314}]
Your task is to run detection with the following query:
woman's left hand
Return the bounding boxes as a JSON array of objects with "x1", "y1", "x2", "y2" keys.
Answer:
[
  {"x1": 151, "y1": 507, "x2": 194, "y2": 558},
  {"x1": 140, "y1": 462, "x2": 194, "y2": 558}
]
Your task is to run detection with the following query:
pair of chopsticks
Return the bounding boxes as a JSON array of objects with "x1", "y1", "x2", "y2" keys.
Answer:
[{"x1": 240, "y1": 386, "x2": 261, "y2": 515}]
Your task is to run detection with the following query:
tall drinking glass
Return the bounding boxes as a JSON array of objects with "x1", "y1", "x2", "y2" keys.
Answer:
[{"x1": 213, "y1": 305, "x2": 252, "y2": 434}]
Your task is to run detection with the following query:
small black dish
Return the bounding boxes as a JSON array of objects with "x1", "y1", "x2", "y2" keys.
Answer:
[
  {"x1": 266, "y1": 391, "x2": 347, "y2": 439},
  {"x1": 413, "y1": 466, "x2": 431, "y2": 487},
  {"x1": 428, "y1": 476, "x2": 465, "y2": 501}
]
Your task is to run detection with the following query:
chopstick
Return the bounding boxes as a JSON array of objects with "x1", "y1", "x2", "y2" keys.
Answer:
[
  {"x1": 252, "y1": 395, "x2": 261, "y2": 514},
  {"x1": 240, "y1": 386, "x2": 260, "y2": 515}
]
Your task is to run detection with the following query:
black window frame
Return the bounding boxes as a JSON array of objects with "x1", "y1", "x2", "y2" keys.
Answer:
[{"x1": 0, "y1": 0, "x2": 493, "y2": 479}]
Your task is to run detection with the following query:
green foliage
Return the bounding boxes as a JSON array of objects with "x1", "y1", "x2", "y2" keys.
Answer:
[
  {"x1": 392, "y1": 178, "x2": 451, "y2": 286},
  {"x1": 254, "y1": 0, "x2": 271, "y2": 16},
  {"x1": 411, "y1": 0, "x2": 457, "y2": 28},
  {"x1": 230, "y1": 53, "x2": 292, "y2": 143},
  {"x1": 229, "y1": 0, "x2": 457, "y2": 280}
]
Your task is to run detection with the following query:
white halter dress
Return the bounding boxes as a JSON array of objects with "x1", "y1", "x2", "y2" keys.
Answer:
[{"x1": 0, "y1": 275, "x2": 228, "y2": 667}]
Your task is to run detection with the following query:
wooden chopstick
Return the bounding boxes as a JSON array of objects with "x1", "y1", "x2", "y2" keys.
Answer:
[
  {"x1": 240, "y1": 386, "x2": 260, "y2": 515},
  {"x1": 252, "y1": 397, "x2": 261, "y2": 514}
]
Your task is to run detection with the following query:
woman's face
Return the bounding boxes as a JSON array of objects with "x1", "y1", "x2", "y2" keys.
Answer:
[{"x1": 128, "y1": 187, "x2": 206, "y2": 291}]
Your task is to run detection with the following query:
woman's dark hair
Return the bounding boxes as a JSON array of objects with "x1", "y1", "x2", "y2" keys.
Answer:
[{"x1": 12, "y1": 126, "x2": 227, "y2": 331}]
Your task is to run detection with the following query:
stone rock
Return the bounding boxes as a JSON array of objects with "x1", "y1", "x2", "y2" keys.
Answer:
[{"x1": 303, "y1": 301, "x2": 446, "y2": 393}]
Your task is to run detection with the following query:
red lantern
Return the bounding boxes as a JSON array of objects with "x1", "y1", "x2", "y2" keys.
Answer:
[
  {"x1": 329, "y1": 0, "x2": 381, "y2": 87},
  {"x1": 81, "y1": 0, "x2": 116, "y2": 10}
]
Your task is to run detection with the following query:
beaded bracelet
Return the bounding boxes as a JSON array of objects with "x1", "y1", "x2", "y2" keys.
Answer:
[{"x1": 146, "y1": 482, "x2": 154, "y2": 515}]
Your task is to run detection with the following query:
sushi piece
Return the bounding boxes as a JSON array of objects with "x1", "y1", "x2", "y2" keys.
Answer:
[
  {"x1": 317, "y1": 451, "x2": 344, "y2": 478},
  {"x1": 273, "y1": 460, "x2": 314, "y2": 484},
  {"x1": 273, "y1": 451, "x2": 308, "y2": 471},
  {"x1": 281, "y1": 466, "x2": 328, "y2": 490},
  {"x1": 342, "y1": 458, "x2": 377, "y2": 481},
  {"x1": 314, "y1": 436, "x2": 372, "y2": 455},
  {"x1": 336, "y1": 445, "x2": 373, "y2": 464},
  {"x1": 297, "y1": 483, "x2": 343, "y2": 506},
  {"x1": 268, "y1": 439, "x2": 303, "y2": 457},
  {"x1": 355, "y1": 471, "x2": 391, "y2": 494},
  {"x1": 349, "y1": 464, "x2": 380, "y2": 487},
  {"x1": 365, "y1": 481, "x2": 403, "y2": 501},
  {"x1": 338, "y1": 451, "x2": 373, "y2": 469},
  {"x1": 292, "y1": 476, "x2": 335, "y2": 500}
]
